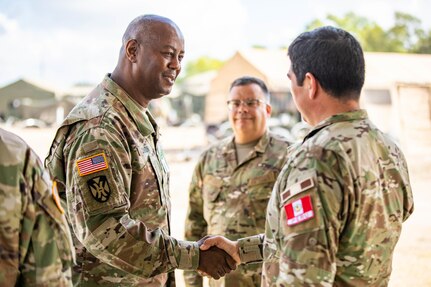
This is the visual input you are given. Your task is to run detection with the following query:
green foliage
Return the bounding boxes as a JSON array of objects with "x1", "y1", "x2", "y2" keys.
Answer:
[
  {"x1": 413, "y1": 29, "x2": 431, "y2": 53},
  {"x1": 385, "y1": 12, "x2": 423, "y2": 52},
  {"x1": 251, "y1": 44, "x2": 267, "y2": 49},
  {"x1": 306, "y1": 11, "x2": 431, "y2": 54},
  {"x1": 183, "y1": 56, "x2": 224, "y2": 78}
]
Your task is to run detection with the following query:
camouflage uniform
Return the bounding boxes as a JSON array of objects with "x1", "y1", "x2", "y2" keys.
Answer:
[
  {"x1": 45, "y1": 75, "x2": 199, "y2": 286},
  {"x1": 237, "y1": 110, "x2": 414, "y2": 286},
  {"x1": 0, "y1": 128, "x2": 74, "y2": 287},
  {"x1": 184, "y1": 132, "x2": 290, "y2": 287}
]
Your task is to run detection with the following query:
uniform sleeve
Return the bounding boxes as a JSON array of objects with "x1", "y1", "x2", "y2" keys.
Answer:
[
  {"x1": 237, "y1": 234, "x2": 265, "y2": 263},
  {"x1": 275, "y1": 150, "x2": 347, "y2": 286},
  {"x1": 397, "y1": 148, "x2": 414, "y2": 221},
  {"x1": 183, "y1": 156, "x2": 208, "y2": 287},
  {"x1": 20, "y1": 148, "x2": 74, "y2": 286},
  {"x1": 65, "y1": 127, "x2": 199, "y2": 279}
]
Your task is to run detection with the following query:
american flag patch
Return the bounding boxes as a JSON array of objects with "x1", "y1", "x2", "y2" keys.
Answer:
[{"x1": 76, "y1": 152, "x2": 108, "y2": 176}]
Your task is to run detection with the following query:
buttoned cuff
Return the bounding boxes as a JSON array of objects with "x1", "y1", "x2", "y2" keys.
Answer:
[
  {"x1": 177, "y1": 240, "x2": 200, "y2": 270},
  {"x1": 237, "y1": 235, "x2": 264, "y2": 264}
]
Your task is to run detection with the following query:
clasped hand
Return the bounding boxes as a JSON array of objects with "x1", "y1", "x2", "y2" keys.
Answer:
[{"x1": 197, "y1": 236, "x2": 241, "y2": 279}]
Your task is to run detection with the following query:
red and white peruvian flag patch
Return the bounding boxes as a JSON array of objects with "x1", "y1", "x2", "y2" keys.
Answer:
[{"x1": 284, "y1": 195, "x2": 314, "y2": 226}]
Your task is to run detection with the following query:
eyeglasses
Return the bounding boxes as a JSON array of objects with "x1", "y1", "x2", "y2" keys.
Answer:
[{"x1": 226, "y1": 99, "x2": 266, "y2": 110}]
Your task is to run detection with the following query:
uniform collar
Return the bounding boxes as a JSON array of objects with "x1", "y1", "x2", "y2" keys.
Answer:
[
  {"x1": 102, "y1": 74, "x2": 156, "y2": 137},
  {"x1": 303, "y1": 109, "x2": 368, "y2": 142},
  {"x1": 223, "y1": 130, "x2": 270, "y2": 155},
  {"x1": 254, "y1": 130, "x2": 270, "y2": 153}
]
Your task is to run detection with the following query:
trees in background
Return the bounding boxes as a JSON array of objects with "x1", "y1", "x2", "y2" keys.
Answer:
[
  {"x1": 182, "y1": 12, "x2": 431, "y2": 79},
  {"x1": 182, "y1": 56, "x2": 224, "y2": 78},
  {"x1": 306, "y1": 11, "x2": 431, "y2": 53}
]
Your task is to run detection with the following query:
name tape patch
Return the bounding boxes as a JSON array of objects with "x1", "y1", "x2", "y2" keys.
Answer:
[
  {"x1": 284, "y1": 194, "x2": 314, "y2": 226},
  {"x1": 76, "y1": 152, "x2": 108, "y2": 176}
]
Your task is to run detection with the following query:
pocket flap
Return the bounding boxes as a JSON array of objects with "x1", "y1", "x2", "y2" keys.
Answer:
[
  {"x1": 202, "y1": 174, "x2": 223, "y2": 202},
  {"x1": 248, "y1": 172, "x2": 277, "y2": 187}
]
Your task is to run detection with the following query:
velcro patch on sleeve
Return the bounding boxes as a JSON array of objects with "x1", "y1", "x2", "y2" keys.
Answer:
[
  {"x1": 284, "y1": 195, "x2": 314, "y2": 226},
  {"x1": 280, "y1": 177, "x2": 314, "y2": 204},
  {"x1": 76, "y1": 152, "x2": 109, "y2": 176}
]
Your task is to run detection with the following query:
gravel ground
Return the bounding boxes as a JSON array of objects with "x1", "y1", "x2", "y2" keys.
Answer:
[{"x1": 2, "y1": 124, "x2": 429, "y2": 287}]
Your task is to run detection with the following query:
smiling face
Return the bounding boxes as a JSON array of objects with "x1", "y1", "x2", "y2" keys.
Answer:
[
  {"x1": 134, "y1": 21, "x2": 185, "y2": 101},
  {"x1": 228, "y1": 83, "x2": 271, "y2": 144}
]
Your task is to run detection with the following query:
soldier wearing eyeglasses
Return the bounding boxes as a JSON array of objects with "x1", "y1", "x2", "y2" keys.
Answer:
[{"x1": 184, "y1": 76, "x2": 291, "y2": 287}]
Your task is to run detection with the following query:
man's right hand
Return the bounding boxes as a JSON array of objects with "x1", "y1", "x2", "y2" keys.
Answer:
[
  {"x1": 198, "y1": 246, "x2": 236, "y2": 279},
  {"x1": 200, "y1": 236, "x2": 240, "y2": 264}
]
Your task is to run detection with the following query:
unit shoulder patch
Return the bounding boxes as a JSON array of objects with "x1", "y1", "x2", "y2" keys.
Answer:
[{"x1": 87, "y1": 175, "x2": 111, "y2": 202}]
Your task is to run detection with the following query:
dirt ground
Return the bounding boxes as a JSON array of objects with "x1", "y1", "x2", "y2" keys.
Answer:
[{"x1": 2, "y1": 124, "x2": 430, "y2": 287}]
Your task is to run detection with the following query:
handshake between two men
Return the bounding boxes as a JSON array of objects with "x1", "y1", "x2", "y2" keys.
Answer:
[{"x1": 197, "y1": 236, "x2": 240, "y2": 279}]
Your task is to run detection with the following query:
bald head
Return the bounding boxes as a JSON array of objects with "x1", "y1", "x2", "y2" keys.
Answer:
[{"x1": 121, "y1": 14, "x2": 183, "y2": 48}]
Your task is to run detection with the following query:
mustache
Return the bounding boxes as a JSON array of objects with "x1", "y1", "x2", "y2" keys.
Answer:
[
  {"x1": 235, "y1": 116, "x2": 253, "y2": 120},
  {"x1": 162, "y1": 72, "x2": 177, "y2": 79}
]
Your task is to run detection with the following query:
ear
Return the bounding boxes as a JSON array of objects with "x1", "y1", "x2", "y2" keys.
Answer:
[
  {"x1": 265, "y1": 103, "x2": 272, "y2": 117},
  {"x1": 304, "y1": 72, "x2": 318, "y2": 100},
  {"x1": 125, "y1": 39, "x2": 139, "y2": 63}
]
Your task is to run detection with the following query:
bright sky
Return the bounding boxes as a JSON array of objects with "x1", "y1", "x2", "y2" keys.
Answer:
[{"x1": 0, "y1": 0, "x2": 430, "y2": 88}]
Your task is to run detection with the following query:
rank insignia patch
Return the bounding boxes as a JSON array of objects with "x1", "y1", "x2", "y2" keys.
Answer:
[
  {"x1": 76, "y1": 152, "x2": 108, "y2": 176},
  {"x1": 284, "y1": 195, "x2": 314, "y2": 226},
  {"x1": 281, "y1": 177, "x2": 314, "y2": 204},
  {"x1": 87, "y1": 176, "x2": 111, "y2": 202}
]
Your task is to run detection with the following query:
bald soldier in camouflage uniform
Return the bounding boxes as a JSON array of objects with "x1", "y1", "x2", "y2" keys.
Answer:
[
  {"x1": 200, "y1": 26, "x2": 414, "y2": 286},
  {"x1": 184, "y1": 77, "x2": 290, "y2": 287},
  {"x1": 45, "y1": 15, "x2": 235, "y2": 287},
  {"x1": 0, "y1": 128, "x2": 74, "y2": 286}
]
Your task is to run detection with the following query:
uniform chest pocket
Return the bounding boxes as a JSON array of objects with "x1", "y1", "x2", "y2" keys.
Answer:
[
  {"x1": 247, "y1": 172, "x2": 277, "y2": 200},
  {"x1": 134, "y1": 145, "x2": 165, "y2": 205},
  {"x1": 202, "y1": 174, "x2": 223, "y2": 202},
  {"x1": 129, "y1": 162, "x2": 167, "y2": 225}
]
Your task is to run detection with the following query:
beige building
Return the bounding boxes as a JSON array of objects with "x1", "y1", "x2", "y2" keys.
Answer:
[
  {"x1": 393, "y1": 82, "x2": 431, "y2": 175},
  {"x1": 362, "y1": 53, "x2": 431, "y2": 136}
]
